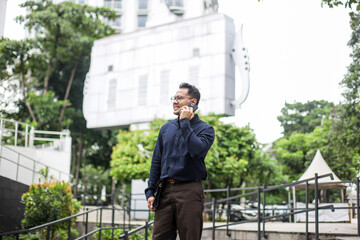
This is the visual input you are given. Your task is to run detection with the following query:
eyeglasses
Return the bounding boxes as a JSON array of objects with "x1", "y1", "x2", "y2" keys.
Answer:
[{"x1": 170, "y1": 96, "x2": 193, "y2": 102}]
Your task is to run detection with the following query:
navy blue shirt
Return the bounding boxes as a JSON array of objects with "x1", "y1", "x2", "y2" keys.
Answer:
[{"x1": 145, "y1": 114, "x2": 215, "y2": 200}]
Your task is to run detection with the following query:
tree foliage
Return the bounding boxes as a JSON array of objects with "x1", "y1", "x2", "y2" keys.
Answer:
[
  {"x1": 0, "y1": 1, "x2": 119, "y2": 193},
  {"x1": 277, "y1": 100, "x2": 334, "y2": 137},
  {"x1": 110, "y1": 119, "x2": 167, "y2": 183},
  {"x1": 321, "y1": 0, "x2": 360, "y2": 9},
  {"x1": 110, "y1": 116, "x2": 284, "y2": 193},
  {"x1": 324, "y1": 11, "x2": 360, "y2": 180}
]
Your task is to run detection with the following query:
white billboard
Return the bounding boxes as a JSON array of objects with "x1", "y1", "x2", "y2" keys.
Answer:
[{"x1": 83, "y1": 13, "x2": 236, "y2": 128}]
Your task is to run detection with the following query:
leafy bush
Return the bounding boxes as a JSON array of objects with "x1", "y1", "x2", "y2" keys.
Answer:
[{"x1": 21, "y1": 168, "x2": 81, "y2": 239}]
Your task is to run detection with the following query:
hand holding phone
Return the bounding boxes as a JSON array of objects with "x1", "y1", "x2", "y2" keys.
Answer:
[{"x1": 187, "y1": 102, "x2": 198, "y2": 112}]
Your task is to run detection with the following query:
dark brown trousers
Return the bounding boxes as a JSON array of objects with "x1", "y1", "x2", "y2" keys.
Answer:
[{"x1": 152, "y1": 181, "x2": 204, "y2": 240}]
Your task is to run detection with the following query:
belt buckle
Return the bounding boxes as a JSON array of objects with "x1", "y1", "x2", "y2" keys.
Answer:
[{"x1": 168, "y1": 179, "x2": 176, "y2": 184}]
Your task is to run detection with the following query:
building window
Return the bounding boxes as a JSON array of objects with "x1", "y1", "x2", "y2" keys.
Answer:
[
  {"x1": 139, "y1": 0, "x2": 148, "y2": 9},
  {"x1": 78, "y1": 0, "x2": 85, "y2": 4},
  {"x1": 113, "y1": 15, "x2": 121, "y2": 27},
  {"x1": 138, "y1": 75, "x2": 148, "y2": 106},
  {"x1": 114, "y1": 0, "x2": 122, "y2": 9},
  {"x1": 189, "y1": 66, "x2": 199, "y2": 87},
  {"x1": 104, "y1": 0, "x2": 112, "y2": 8},
  {"x1": 138, "y1": 15, "x2": 147, "y2": 27},
  {"x1": 104, "y1": 0, "x2": 122, "y2": 9},
  {"x1": 160, "y1": 71, "x2": 170, "y2": 104},
  {"x1": 193, "y1": 48, "x2": 200, "y2": 57},
  {"x1": 166, "y1": 0, "x2": 183, "y2": 7},
  {"x1": 107, "y1": 79, "x2": 117, "y2": 110},
  {"x1": 108, "y1": 65, "x2": 113, "y2": 71}
]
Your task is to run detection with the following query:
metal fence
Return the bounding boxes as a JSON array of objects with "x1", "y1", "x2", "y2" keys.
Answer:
[
  {"x1": 0, "y1": 173, "x2": 358, "y2": 240},
  {"x1": 0, "y1": 117, "x2": 70, "y2": 150}
]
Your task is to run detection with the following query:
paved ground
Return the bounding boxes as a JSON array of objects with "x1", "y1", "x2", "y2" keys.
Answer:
[{"x1": 202, "y1": 222, "x2": 358, "y2": 236}]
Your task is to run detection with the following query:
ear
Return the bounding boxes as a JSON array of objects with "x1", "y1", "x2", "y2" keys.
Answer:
[{"x1": 192, "y1": 99, "x2": 197, "y2": 105}]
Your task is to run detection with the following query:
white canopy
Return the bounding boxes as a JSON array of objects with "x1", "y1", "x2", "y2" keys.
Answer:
[{"x1": 296, "y1": 150, "x2": 345, "y2": 189}]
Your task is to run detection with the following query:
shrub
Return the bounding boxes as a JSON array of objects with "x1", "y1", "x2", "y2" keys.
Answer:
[{"x1": 21, "y1": 168, "x2": 81, "y2": 239}]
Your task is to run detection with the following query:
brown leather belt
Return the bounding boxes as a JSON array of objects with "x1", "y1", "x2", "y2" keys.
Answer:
[{"x1": 165, "y1": 178, "x2": 181, "y2": 184}]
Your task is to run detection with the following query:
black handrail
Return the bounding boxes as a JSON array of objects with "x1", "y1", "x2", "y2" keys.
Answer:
[{"x1": 0, "y1": 174, "x2": 358, "y2": 240}]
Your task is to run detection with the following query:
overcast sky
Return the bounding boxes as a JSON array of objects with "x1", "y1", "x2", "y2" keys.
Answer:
[
  {"x1": 218, "y1": 0, "x2": 351, "y2": 143},
  {"x1": 4, "y1": 0, "x2": 352, "y2": 143}
]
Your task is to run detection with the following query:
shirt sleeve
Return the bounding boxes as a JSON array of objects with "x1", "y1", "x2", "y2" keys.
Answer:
[
  {"x1": 144, "y1": 128, "x2": 163, "y2": 200},
  {"x1": 180, "y1": 119, "x2": 215, "y2": 158}
]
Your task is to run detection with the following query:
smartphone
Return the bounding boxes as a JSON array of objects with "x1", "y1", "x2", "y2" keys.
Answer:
[{"x1": 187, "y1": 102, "x2": 198, "y2": 112}]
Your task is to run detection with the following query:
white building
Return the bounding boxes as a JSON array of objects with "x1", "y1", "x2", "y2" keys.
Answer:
[
  {"x1": 64, "y1": 0, "x2": 218, "y2": 33},
  {"x1": 0, "y1": 0, "x2": 7, "y2": 37},
  {"x1": 82, "y1": 0, "x2": 243, "y2": 129},
  {"x1": 83, "y1": 12, "x2": 236, "y2": 128}
]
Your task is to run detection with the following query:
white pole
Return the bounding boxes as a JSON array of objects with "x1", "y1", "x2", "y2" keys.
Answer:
[{"x1": 292, "y1": 186, "x2": 297, "y2": 223}]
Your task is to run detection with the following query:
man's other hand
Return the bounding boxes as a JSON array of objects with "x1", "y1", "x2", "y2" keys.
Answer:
[{"x1": 147, "y1": 197, "x2": 156, "y2": 212}]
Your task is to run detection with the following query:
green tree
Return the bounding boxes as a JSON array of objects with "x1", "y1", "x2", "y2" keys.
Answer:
[
  {"x1": 0, "y1": 1, "x2": 120, "y2": 193},
  {"x1": 15, "y1": 0, "x2": 116, "y2": 123},
  {"x1": 273, "y1": 127, "x2": 327, "y2": 180},
  {"x1": 277, "y1": 100, "x2": 334, "y2": 137},
  {"x1": 110, "y1": 116, "x2": 284, "y2": 195},
  {"x1": 77, "y1": 164, "x2": 112, "y2": 204},
  {"x1": 323, "y1": 11, "x2": 360, "y2": 180},
  {"x1": 110, "y1": 119, "x2": 166, "y2": 183},
  {"x1": 0, "y1": 38, "x2": 37, "y2": 121}
]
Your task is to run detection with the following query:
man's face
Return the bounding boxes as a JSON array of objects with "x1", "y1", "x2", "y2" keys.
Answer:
[{"x1": 172, "y1": 88, "x2": 193, "y2": 115}]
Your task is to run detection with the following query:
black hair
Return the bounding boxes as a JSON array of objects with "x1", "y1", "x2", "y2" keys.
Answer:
[{"x1": 179, "y1": 82, "x2": 201, "y2": 105}]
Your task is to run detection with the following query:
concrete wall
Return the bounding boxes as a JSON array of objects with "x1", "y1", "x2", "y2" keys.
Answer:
[
  {"x1": 0, "y1": 176, "x2": 28, "y2": 232},
  {"x1": 83, "y1": 13, "x2": 235, "y2": 128},
  {"x1": 131, "y1": 179, "x2": 149, "y2": 220},
  {"x1": 0, "y1": 145, "x2": 71, "y2": 186}
]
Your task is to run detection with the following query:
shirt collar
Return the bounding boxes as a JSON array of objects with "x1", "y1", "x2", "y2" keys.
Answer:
[{"x1": 177, "y1": 114, "x2": 199, "y2": 124}]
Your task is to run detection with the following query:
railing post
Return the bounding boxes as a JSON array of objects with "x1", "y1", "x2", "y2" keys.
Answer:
[
  {"x1": 85, "y1": 208, "x2": 89, "y2": 240},
  {"x1": 257, "y1": 187, "x2": 261, "y2": 240},
  {"x1": 123, "y1": 204, "x2": 126, "y2": 231},
  {"x1": 356, "y1": 177, "x2": 360, "y2": 236},
  {"x1": 128, "y1": 193, "x2": 131, "y2": 230},
  {"x1": 212, "y1": 198, "x2": 216, "y2": 240},
  {"x1": 145, "y1": 221, "x2": 149, "y2": 240},
  {"x1": 123, "y1": 231, "x2": 129, "y2": 240},
  {"x1": 46, "y1": 224, "x2": 50, "y2": 240},
  {"x1": 67, "y1": 212, "x2": 71, "y2": 240},
  {"x1": 14, "y1": 122, "x2": 18, "y2": 146},
  {"x1": 99, "y1": 207, "x2": 103, "y2": 240},
  {"x1": 315, "y1": 173, "x2": 319, "y2": 240},
  {"x1": 262, "y1": 184, "x2": 267, "y2": 239},
  {"x1": 112, "y1": 205, "x2": 115, "y2": 240},
  {"x1": 306, "y1": 181, "x2": 309, "y2": 240},
  {"x1": 29, "y1": 127, "x2": 34, "y2": 147},
  {"x1": 25, "y1": 124, "x2": 29, "y2": 147},
  {"x1": 226, "y1": 186, "x2": 231, "y2": 237}
]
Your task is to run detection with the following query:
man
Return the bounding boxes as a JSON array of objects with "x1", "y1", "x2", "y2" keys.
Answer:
[{"x1": 145, "y1": 82, "x2": 215, "y2": 240}]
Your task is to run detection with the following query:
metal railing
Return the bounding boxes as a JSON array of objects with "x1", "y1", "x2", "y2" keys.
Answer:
[
  {"x1": 0, "y1": 117, "x2": 71, "y2": 150},
  {"x1": 0, "y1": 174, "x2": 358, "y2": 240},
  {"x1": 0, "y1": 118, "x2": 32, "y2": 147}
]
